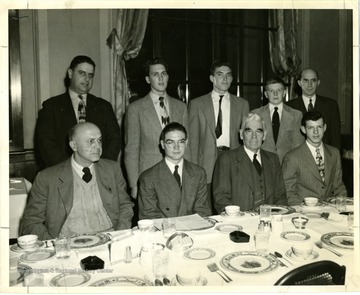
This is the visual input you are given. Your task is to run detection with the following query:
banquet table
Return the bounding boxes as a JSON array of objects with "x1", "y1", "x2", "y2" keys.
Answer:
[{"x1": 8, "y1": 203, "x2": 359, "y2": 292}]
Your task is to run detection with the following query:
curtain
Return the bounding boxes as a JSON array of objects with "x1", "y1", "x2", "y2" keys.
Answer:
[
  {"x1": 268, "y1": 10, "x2": 301, "y2": 100},
  {"x1": 106, "y1": 9, "x2": 149, "y2": 126}
]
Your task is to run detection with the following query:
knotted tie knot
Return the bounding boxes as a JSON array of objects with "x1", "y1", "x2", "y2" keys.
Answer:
[{"x1": 82, "y1": 167, "x2": 92, "y2": 183}]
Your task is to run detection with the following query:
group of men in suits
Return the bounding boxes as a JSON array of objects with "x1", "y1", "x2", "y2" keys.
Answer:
[{"x1": 22, "y1": 55, "x2": 347, "y2": 239}]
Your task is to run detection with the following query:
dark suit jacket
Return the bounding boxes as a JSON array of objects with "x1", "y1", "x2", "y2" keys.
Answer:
[
  {"x1": 20, "y1": 158, "x2": 134, "y2": 240},
  {"x1": 286, "y1": 95, "x2": 341, "y2": 150},
  {"x1": 36, "y1": 92, "x2": 121, "y2": 167},
  {"x1": 124, "y1": 93, "x2": 189, "y2": 189},
  {"x1": 188, "y1": 92, "x2": 249, "y2": 183},
  {"x1": 138, "y1": 159, "x2": 211, "y2": 219},
  {"x1": 253, "y1": 104, "x2": 304, "y2": 163},
  {"x1": 282, "y1": 142, "x2": 347, "y2": 205},
  {"x1": 212, "y1": 146, "x2": 287, "y2": 213}
]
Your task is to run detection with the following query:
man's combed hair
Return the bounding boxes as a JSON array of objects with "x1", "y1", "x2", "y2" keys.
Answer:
[
  {"x1": 301, "y1": 110, "x2": 325, "y2": 127},
  {"x1": 240, "y1": 112, "x2": 266, "y2": 131},
  {"x1": 264, "y1": 76, "x2": 286, "y2": 88},
  {"x1": 69, "y1": 55, "x2": 96, "y2": 70},
  {"x1": 160, "y1": 122, "x2": 187, "y2": 141},
  {"x1": 144, "y1": 57, "x2": 169, "y2": 76},
  {"x1": 210, "y1": 60, "x2": 232, "y2": 76}
]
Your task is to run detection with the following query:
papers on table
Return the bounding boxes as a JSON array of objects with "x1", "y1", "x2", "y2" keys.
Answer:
[{"x1": 153, "y1": 214, "x2": 212, "y2": 231}]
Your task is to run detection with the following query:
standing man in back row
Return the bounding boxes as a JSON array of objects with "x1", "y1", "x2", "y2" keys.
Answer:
[
  {"x1": 125, "y1": 57, "x2": 189, "y2": 199},
  {"x1": 286, "y1": 68, "x2": 341, "y2": 150},
  {"x1": 188, "y1": 60, "x2": 249, "y2": 212}
]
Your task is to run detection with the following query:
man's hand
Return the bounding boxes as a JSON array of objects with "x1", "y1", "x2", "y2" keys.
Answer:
[{"x1": 131, "y1": 187, "x2": 138, "y2": 199}]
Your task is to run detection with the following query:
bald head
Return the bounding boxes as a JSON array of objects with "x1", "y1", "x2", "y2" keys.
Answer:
[{"x1": 69, "y1": 122, "x2": 102, "y2": 166}]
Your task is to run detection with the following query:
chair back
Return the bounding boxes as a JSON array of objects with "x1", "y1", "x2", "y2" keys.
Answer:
[{"x1": 275, "y1": 260, "x2": 346, "y2": 285}]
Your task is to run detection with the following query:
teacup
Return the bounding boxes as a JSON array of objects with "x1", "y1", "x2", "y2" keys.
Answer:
[
  {"x1": 17, "y1": 235, "x2": 38, "y2": 249},
  {"x1": 291, "y1": 216, "x2": 309, "y2": 229},
  {"x1": 176, "y1": 267, "x2": 201, "y2": 286},
  {"x1": 291, "y1": 241, "x2": 313, "y2": 259},
  {"x1": 138, "y1": 219, "x2": 154, "y2": 231},
  {"x1": 304, "y1": 197, "x2": 318, "y2": 207},
  {"x1": 225, "y1": 205, "x2": 240, "y2": 216}
]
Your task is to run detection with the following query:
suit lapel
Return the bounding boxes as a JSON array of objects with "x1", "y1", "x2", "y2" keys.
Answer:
[
  {"x1": 236, "y1": 148, "x2": 255, "y2": 189},
  {"x1": 278, "y1": 106, "x2": 292, "y2": 142},
  {"x1": 261, "y1": 106, "x2": 275, "y2": 146},
  {"x1": 142, "y1": 95, "x2": 162, "y2": 134},
  {"x1": 95, "y1": 161, "x2": 114, "y2": 208},
  {"x1": 179, "y1": 161, "x2": 196, "y2": 213},
  {"x1": 60, "y1": 93, "x2": 77, "y2": 127},
  {"x1": 202, "y1": 94, "x2": 216, "y2": 139},
  {"x1": 159, "y1": 161, "x2": 182, "y2": 207},
  {"x1": 57, "y1": 159, "x2": 75, "y2": 216},
  {"x1": 323, "y1": 144, "x2": 335, "y2": 184},
  {"x1": 301, "y1": 144, "x2": 323, "y2": 182}
]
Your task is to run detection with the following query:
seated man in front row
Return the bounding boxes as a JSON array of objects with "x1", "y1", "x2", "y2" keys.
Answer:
[
  {"x1": 212, "y1": 112, "x2": 287, "y2": 213},
  {"x1": 138, "y1": 122, "x2": 212, "y2": 219},
  {"x1": 20, "y1": 122, "x2": 134, "y2": 240},
  {"x1": 282, "y1": 110, "x2": 347, "y2": 205}
]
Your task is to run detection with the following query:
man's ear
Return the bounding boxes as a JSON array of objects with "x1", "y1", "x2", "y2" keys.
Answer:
[
  {"x1": 209, "y1": 75, "x2": 214, "y2": 83},
  {"x1": 69, "y1": 140, "x2": 76, "y2": 152},
  {"x1": 317, "y1": 79, "x2": 321, "y2": 87},
  {"x1": 239, "y1": 130, "x2": 244, "y2": 141},
  {"x1": 68, "y1": 68, "x2": 73, "y2": 79},
  {"x1": 145, "y1": 76, "x2": 150, "y2": 84},
  {"x1": 160, "y1": 140, "x2": 165, "y2": 150},
  {"x1": 300, "y1": 126, "x2": 306, "y2": 134},
  {"x1": 264, "y1": 90, "x2": 268, "y2": 99},
  {"x1": 323, "y1": 123, "x2": 327, "y2": 133}
]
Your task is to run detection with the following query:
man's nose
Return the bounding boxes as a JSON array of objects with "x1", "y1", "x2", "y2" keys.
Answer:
[{"x1": 314, "y1": 127, "x2": 319, "y2": 134}]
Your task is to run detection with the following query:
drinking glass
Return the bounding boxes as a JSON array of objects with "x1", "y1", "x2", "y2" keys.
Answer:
[
  {"x1": 254, "y1": 230, "x2": 270, "y2": 253},
  {"x1": 55, "y1": 236, "x2": 71, "y2": 259},
  {"x1": 335, "y1": 195, "x2": 347, "y2": 212},
  {"x1": 259, "y1": 204, "x2": 272, "y2": 222},
  {"x1": 152, "y1": 248, "x2": 169, "y2": 278},
  {"x1": 162, "y1": 218, "x2": 176, "y2": 238}
]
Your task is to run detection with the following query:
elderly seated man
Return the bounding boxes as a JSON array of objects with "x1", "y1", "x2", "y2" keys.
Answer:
[
  {"x1": 138, "y1": 122, "x2": 211, "y2": 219},
  {"x1": 212, "y1": 112, "x2": 287, "y2": 213},
  {"x1": 20, "y1": 122, "x2": 134, "y2": 240}
]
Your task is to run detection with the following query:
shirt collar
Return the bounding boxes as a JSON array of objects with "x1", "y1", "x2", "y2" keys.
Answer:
[
  {"x1": 69, "y1": 88, "x2": 87, "y2": 102},
  {"x1": 269, "y1": 102, "x2": 283, "y2": 113},
  {"x1": 305, "y1": 140, "x2": 324, "y2": 154},
  {"x1": 164, "y1": 158, "x2": 184, "y2": 172},
  {"x1": 243, "y1": 146, "x2": 261, "y2": 163},
  {"x1": 71, "y1": 154, "x2": 94, "y2": 177},
  {"x1": 211, "y1": 90, "x2": 229, "y2": 101},
  {"x1": 150, "y1": 91, "x2": 168, "y2": 104},
  {"x1": 302, "y1": 94, "x2": 316, "y2": 104}
]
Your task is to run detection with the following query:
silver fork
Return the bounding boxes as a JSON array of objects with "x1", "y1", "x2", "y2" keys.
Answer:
[
  {"x1": 315, "y1": 241, "x2": 342, "y2": 257},
  {"x1": 207, "y1": 262, "x2": 232, "y2": 283}
]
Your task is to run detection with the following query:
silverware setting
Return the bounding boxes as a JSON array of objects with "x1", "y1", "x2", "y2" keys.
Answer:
[
  {"x1": 244, "y1": 211, "x2": 259, "y2": 216},
  {"x1": 315, "y1": 241, "x2": 342, "y2": 257},
  {"x1": 271, "y1": 253, "x2": 288, "y2": 267},
  {"x1": 274, "y1": 251, "x2": 293, "y2": 266},
  {"x1": 207, "y1": 262, "x2": 232, "y2": 283}
]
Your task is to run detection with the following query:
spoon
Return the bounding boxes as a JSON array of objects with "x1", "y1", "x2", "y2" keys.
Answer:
[
  {"x1": 154, "y1": 279, "x2": 163, "y2": 286},
  {"x1": 274, "y1": 251, "x2": 293, "y2": 266},
  {"x1": 163, "y1": 277, "x2": 171, "y2": 286}
]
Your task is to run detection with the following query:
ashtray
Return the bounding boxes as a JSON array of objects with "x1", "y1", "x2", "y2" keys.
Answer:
[
  {"x1": 165, "y1": 232, "x2": 193, "y2": 251},
  {"x1": 229, "y1": 231, "x2": 250, "y2": 243},
  {"x1": 80, "y1": 255, "x2": 104, "y2": 270}
]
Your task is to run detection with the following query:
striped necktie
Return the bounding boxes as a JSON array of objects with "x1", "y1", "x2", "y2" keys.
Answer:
[{"x1": 78, "y1": 95, "x2": 86, "y2": 122}]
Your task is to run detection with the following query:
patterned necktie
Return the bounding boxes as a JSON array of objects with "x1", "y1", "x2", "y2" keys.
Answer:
[
  {"x1": 253, "y1": 153, "x2": 262, "y2": 176},
  {"x1": 173, "y1": 165, "x2": 181, "y2": 188},
  {"x1": 215, "y1": 95, "x2": 224, "y2": 139},
  {"x1": 78, "y1": 95, "x2": 86, "y2": 122},
  {"x1": 315, "y1": 148, "x2": 325, "y2": 182},
  {"x1": 272, "y1": 107, "x2": 280, "y2": 144},
  {"x1": 308, "y1": 99, "x2": 314, "y2": 111},
  {"x1": 82, "y1": 167, "x2": 92, "y2": 183},
  {"x1": 159, "y1": 96, "x2": 170, "y2": 126}
]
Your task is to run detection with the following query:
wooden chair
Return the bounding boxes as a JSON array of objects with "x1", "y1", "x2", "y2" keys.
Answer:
[{"x1": 275, "y1": 260, "x2": 346, "y2": 285}]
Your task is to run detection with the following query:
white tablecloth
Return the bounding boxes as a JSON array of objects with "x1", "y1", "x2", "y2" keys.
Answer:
[{"x1": 8, "y1": 205, "x2": 360, "y2": 292}]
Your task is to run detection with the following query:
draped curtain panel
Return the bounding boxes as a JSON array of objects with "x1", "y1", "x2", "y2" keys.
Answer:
[
  {"x1": 268, "y1": 10, "x2": 301, "y2": 100},
  {"x1": 106, "y1": 9, "x2": 149, "y2": 126}
]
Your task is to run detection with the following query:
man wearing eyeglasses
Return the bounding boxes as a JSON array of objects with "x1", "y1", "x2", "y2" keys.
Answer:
[
  {"x1": 138, "y1": 122, "x2": 211, "y2": 219},
  {"x1": 253, "y1": 77, "x2": 304, "y2": 163},
  {"x1": 212, "y1": 112, "x2": 287, "y2": 213}
]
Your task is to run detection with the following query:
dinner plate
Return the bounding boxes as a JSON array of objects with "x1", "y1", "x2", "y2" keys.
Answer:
[
  {"x1": 19, "y1": 249, "x2": 56, "y2": 263},
  {"x1": 285, "y1": 249, "x2": 319, "y2": 261},
  {"x1": 89, "y1": 276, "x2": 152, "y2": 286},
  {"x1": 321, "y1": 232, "x2": 354, "y2": 250},
  {"x1": 215, "y1": 224, "x2": 243, "y2": 233},
  {"x1": 9, "y1": 264, "x2": 32, "y2": 286},
  {"x1": 220, "y1": 251, "x2": 278, "y2": 275},
  {"x1": 280, "y1": 231, "x2": 311, "y2": 241},
  {"x1": 171, "y1": 277, "x2": 207, "y2": 286},
  {"x1": 270, "y1": 205, "x2": 295, "y2": 215},
  {"x1": 302, "y1": 212, "x2": 322, "y2": 219},
  {"x1": 69, "y1": 233, "x2": 110, "y2": 249},
  {"x1": 50, "y1": 272, "x2": 91, "y2": 287},
  {"x1": 221, "y1": 211, "x2": 245, "y2": 218},
  {"x1": 11, "y1": 241, "x2": 45, "y2": 253},
  {"x1": 180, "y1": 217, "x2": 217, "y2": 231},
  {"x1": 184, "y1": 248, "x2": 216, "y2": 260}
]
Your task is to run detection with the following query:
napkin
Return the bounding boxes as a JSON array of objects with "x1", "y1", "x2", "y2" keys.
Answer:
[{"x1": 322, "y1": 212, "x2": 347, "y2": 222}]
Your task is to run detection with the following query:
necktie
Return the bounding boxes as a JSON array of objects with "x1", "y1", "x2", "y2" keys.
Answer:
[
  {"x1": 215, "y1": 95, "x2": 224, "y2": 139},
  {"x1": 173, "y1": 165, "x2": 181, "y2": 188},
  {"x1": 308, "y1": 99, "x2": 314, "y2": 111},
  {"x1": 159, "y1": 97, "x2": 170, "y2": 126},
  {"x1": 82, "y1": 167, "x2": 92, "y2": 183},
  {"x1": 315, "y1": 148, "x2": 325, "y2": 182},
  {"x1": 272, "y1": 107, "x2": 280, "y2": 144},
  {"x1": 253, "y1": 153, "x2": 262, "y2": 176},
  {"x1": 78, "y1": 95, "x2": 86, "y2": 122}
]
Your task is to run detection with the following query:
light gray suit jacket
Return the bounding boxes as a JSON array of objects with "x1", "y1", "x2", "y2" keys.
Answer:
[
  {"x1": 188, "y1": 92, "x2": 249, "y2": 183},
  {"x1": 124, "y1": 93, "x2": 189, "y2": 189},
  {"x1": 138, "y1": 159, "x2": 211, "y2": 219},
  {"x1": 20, "y1": 158, "x2": 134, "y2": 240},
  {"x1": 253, "y1": 104, "x2": 304, "y2": 163},
  {"x1": 282, "y1": 142, "x2": 347, "y2": 205}
]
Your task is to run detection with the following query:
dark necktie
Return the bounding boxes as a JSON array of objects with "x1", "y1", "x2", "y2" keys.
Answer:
[
  {"x1": 82, "y1": 167, "x2": 92, "y2": 183},
  {"x1": 215, "y1": 95, "x2": 224, "y2": 139},
  {"x1": 159, "y1": 96, "x2": 170, "y2": 126},
  {"x1": 272, "y1": 107, "x2": 280, "y2": 144},
  {"x1": 253, "y1": 153, "x2": 262, "y2": 176},
  {"x1": 315, "y1": 148, "x2": 325, "y2": 182},
  {"x1": 173, "y1": 165, "x2": 181, "y2": 188},
  {"x1": 78, "y1": 95, "x2": 86, "y2": 122},
  {"x1": 308, "y1": 99, "x2": 314, "y2": 111}
]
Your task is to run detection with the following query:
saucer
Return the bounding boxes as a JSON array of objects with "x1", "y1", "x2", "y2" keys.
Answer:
[
  {"x1": 10, "y1": 241, "x2": 45, "y2": 253},
  {"x1": 221, "y1": 211, "x2": 245, "y2": 218},
  {"x1": 171, "y1": 276, "x2": 207, "y2": 286},
  {"x1": 285, "y1": 249, "x2": 319, "y2": 261}
]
